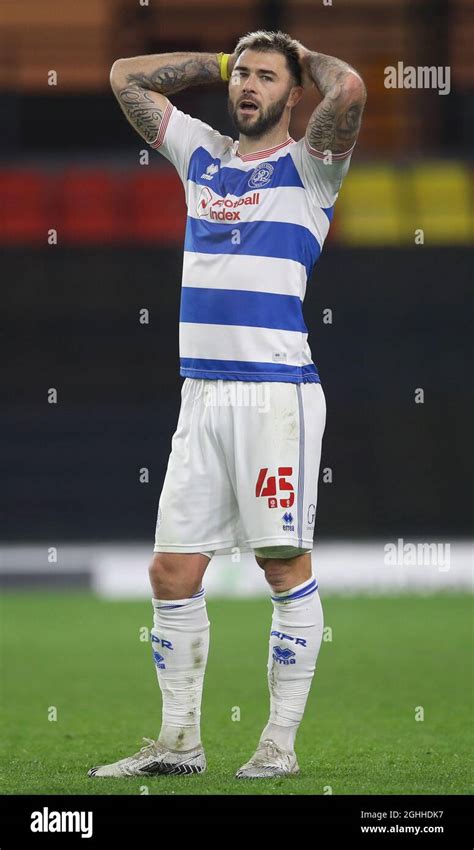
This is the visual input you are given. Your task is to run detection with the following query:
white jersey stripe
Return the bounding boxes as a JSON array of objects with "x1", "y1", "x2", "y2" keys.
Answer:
[
  {"x1": 183, "y1": 252, "x2": 308, "y2": 299},
  {"x1": 179, "y1": 322, "x2": 314, "y2": 368}
]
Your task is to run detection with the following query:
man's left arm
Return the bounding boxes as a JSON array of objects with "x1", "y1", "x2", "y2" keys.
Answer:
[{"x1": 297, "y1": 46, "x2": 367, "y2": 157}]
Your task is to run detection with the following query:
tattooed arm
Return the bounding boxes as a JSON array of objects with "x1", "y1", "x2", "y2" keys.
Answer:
[
  {"x1": 109, "y1": 53, "x2": 223, "y2": 143},
  {"x1": 296, "y1": 46, "x2": 367, "y2": 155}
]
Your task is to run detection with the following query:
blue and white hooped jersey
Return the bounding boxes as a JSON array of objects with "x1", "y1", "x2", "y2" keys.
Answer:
[{"x1": 150, "y1": 100, "x2": 354, "y2": 384}]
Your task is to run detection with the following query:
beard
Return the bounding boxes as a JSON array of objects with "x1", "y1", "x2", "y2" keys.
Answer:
[{"x1": 227, "y1": 88, "x2": 291, "y2": 139}]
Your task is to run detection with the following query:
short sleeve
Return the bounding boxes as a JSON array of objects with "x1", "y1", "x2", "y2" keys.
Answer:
[
  {"x1": 290, "y1": 136, "x2": 356, "y2": 207},
  {"x1": 149, "y1": 102, "x2": 228, "y2": 187}
]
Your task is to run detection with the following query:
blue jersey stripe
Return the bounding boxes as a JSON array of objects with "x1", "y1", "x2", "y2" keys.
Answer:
[
  {"x1": 180, "y1": 287, "x2": 307, "y2": 332},
  {"x1": 188, "y1": 146, "x2": 305, "y2": 194},
  {"x1": 180, "y1": 357, "x2": 320, "y2": 383},
  {"x1": 184, "y1": 217, "x2": 320, "y2": 279}
]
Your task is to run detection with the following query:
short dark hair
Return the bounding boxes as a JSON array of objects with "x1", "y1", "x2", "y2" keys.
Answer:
[{"x1": 233, "y1": 30, "x2": 302, "y2": 88}]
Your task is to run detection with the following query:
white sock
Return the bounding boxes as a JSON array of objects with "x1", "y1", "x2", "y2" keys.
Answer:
[
  {"x1": 151, "y1": 588, "x2": 210, "y2": 752},
  {"x1": 260, "y1": 576, "x2": 324, "y2": 752}
]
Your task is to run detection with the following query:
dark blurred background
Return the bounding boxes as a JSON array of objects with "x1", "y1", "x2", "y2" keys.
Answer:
[{"x1": 2, "y1": 0, "x2": 473, "y2": 543}]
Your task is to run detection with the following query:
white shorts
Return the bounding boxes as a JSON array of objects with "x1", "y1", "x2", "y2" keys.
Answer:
[{"x1": 154, "y1": 379, "x2": 326, "y2": 559}]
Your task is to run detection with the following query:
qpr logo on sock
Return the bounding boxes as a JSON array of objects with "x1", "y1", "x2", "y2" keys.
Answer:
[
  {"x1": 248, "y1": 161, "x2": 274, "y2": 188},
  {"x1": 271, "y1": 630, "x2": 307, "y2": 647}
]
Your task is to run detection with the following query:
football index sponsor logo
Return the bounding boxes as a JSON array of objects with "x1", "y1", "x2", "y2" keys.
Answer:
[
  {"x1": 30, "y1": 807, "x2": 93, "y2": 838},
  {"x1": 196, "y1": 186, "x2": 213, "y2": 216},
  {"x1": 196, "y1": 186, "x2": 261, "y2": 220}
]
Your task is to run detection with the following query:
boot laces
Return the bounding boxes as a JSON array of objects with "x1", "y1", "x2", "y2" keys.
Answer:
[{"x1": 256, "y1": 739, "x2": 286, "y2": 761}]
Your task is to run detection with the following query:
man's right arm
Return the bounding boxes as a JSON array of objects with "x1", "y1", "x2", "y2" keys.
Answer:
[{"x1": 110, "y1": 53, "x2": 226, "y2": 144}]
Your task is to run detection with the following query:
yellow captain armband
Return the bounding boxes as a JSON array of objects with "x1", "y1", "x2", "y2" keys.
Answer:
[{"x1": 216, "y1": 52, "x2": 231, "y2": 82}]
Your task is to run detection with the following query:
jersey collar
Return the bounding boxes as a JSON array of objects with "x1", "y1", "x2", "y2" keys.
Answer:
[{"x1": 233, "y1": 137, "x2": 295, "y2": 161}]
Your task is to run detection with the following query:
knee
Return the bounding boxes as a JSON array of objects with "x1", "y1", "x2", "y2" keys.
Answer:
[
  {"x1": 257, "y1": 557, "x2": 294, "y2": 592},
  {"x1": 255, "y1": 549, "x2": 312, "y2": 592},
  {"x1": 255, "y1": 554, "x2": 284, "y2": 583},
  {"x1": 148, "y1": 551, "x2": 208, "y2": 599},
  {"x1": 148, "y1": 553, "x2": 173, "y2": 595}
]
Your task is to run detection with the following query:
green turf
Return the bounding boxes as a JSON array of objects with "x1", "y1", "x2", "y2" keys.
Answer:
[{"x1": 1, "y1": 591, "x2": 472, "y2": 795}]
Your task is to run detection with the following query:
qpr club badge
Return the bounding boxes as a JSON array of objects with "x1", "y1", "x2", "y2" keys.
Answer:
[{"x1": 248, "y1": 161, "x2": 274, "y2": 189}]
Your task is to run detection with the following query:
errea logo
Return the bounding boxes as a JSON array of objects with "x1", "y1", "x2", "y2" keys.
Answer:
[
  {"x1": 272, "y1": 646, "x2": 296, "y2": 665},
  {"x1": 31, "y1": 807, "x2": 93, "y2": 838},
  {"x1": 201, "y1": 163, "x2": 219, "y2": 180}
]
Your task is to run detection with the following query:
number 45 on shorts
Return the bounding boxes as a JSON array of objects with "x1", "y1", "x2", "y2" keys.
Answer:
[{"x1": 255, "y1": 467, "x2": 294, "y2": 509}]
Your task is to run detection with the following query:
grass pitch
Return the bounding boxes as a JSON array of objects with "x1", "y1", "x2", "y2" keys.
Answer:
[{"x1": 1, "y1": 591, "x2": 472, "y2": 795}]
